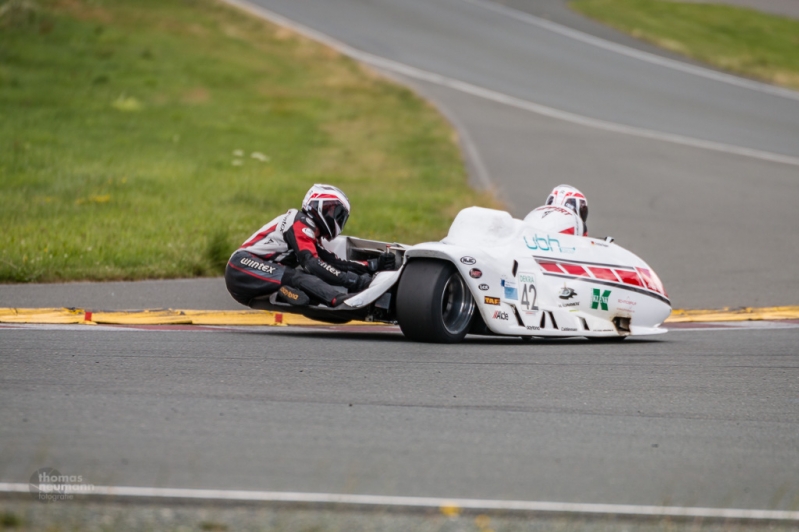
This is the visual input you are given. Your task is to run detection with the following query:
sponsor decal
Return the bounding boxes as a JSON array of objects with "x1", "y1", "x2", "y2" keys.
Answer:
[
  {"x1": 319, "y1": 261, "x2": 341, "y2": 276},
  {"x1": 302, "y1": 227, "x2": 316, "y2": 239},
  {"x1": 279, "y1": 286, "x2": 300, "y2": 301},
  {"x1": 460, "y1": 256, "x2": 476, "y2": 265},
  {"x1": 484, "y1": 296, "x2": 500, "y2": 306},
  {"x1": 518, "y1": 272, "x2": 538, "y2": 311},
  {"x1": 240, "y1": 257, "x2": 276, "y2": 274},
  {"x1": 559, "y1": 286, "x2": 577, "y2": 300},
  {"x1": 560, "y1": 327, "x2": 578, "y2": 332},
  {"x1": 617, "y1": 297, "x2": 637, "y2": 314},
  {"x1": 591, "y1": 289, "x2": 611, "y2": 311},
  {"x1": 558, "y1": 285, "x2": 579, "y2": 308},
  {"x1": 478, "y1": 284, "x2": 489, "y2": 291},
  {"x1": 501, "y1": 276, "x2": 518, "y2": 300},
  {"x1": 526, "y1": 325, "x2": 541, "y2": 331},
  {"x1": 469, "y1": 268, "x2": 482, "y2": 279},
  {"x1": 492, "y1": 310, "x2": 509, "y2": 321},
  {"x1": 539, "y1": 206, "x2": 572, "y2": 218},
  {"x1": 524, "y1": 234, "x2": 575, "y2": 254}
]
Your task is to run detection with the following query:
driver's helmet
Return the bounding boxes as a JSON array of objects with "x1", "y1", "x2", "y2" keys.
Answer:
[
  {"x1": 545, "y1": 184, "x2": 588, "y2": 235},
  {"x1": 301, "y1": 184, "x2": 351, "y2": 240}
]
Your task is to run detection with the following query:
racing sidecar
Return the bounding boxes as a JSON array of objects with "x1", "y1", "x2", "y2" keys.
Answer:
[{"x1": 252, "y1": 207, "x2": 671, "y2": 343}]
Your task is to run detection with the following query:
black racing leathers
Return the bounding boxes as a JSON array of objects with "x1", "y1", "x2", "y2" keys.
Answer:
[
  {"x1": 285, "y1": 231, "x2": 369, "y2": 291},
  {"x1": 225, "y1": 209, "x2": 374, "y2": 307}
]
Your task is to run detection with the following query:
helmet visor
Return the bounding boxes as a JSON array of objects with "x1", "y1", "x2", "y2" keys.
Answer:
[
  {"x1": 579, "y1": 202, "x2": 588, "y2": 224},
  {"x1": 564, "y1": 198, "x2": 588, "y2": 224},
  {"x1": 322, "y1": 202, "x2": 349, "y2": 237}
]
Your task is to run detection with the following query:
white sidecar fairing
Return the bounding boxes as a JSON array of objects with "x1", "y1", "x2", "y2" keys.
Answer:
[{"x1": 403, "y1": 207, "x2": 671, "y2": 338}]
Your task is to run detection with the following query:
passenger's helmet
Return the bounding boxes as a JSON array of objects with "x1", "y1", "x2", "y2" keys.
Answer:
[
  {"x1": 523, "y1": 205, "x2": 585, "y2": 236},
  {"x1": 545, "y1": 184, "x2": 588, "y2": 235},
  {"x1": 301, "y1": 184, "x2": 351, "y2": 240}
]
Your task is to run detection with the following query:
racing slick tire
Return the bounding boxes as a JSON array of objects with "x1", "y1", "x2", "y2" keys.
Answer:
[{"x1": 396, "y1": 259, "x2": 475, "y2": 343}]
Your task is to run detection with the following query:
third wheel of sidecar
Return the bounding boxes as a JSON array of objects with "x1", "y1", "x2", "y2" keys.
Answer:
[{"x1": 396, "y1": 259, "x2": 475, "y2": 343}]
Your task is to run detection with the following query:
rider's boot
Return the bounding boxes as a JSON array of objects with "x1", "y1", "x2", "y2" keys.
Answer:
[
  {"x1": 332, "y1": 293, "x2": 359, "y2": 307},
  {"x1": 287, "y1": 271, "x2": 346, "y2": 307}
]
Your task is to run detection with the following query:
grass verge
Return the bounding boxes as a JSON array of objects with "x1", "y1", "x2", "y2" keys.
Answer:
[
  {"x1": 0, "y1": 0, "x2": 495, "y2": 282},
  {"x1": 570, "y1": 0, "x2": 799, "y2": 90}
]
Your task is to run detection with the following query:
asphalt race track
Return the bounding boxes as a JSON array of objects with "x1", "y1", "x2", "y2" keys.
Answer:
[
  {"x1": 1, "y1": 323, "x2": 798, "y2": 512},
  {"x1": 2, "y1": 0, "x2": 799, "y2": 524}
]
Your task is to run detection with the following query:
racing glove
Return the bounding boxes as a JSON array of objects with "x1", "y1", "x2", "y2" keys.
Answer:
[
  {"x1": 345, "y1": 272, "x2": 373, "y2": 292},
  {"x1": 367, "y1": 252, "x2": 396, "y2": 272}
]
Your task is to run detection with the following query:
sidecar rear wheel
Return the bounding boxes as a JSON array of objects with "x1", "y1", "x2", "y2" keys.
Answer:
[{"x1": 396, "y1": 259, "x2": 475, "y2": 343}]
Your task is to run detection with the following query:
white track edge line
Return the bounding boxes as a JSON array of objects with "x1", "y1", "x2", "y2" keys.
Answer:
[
  {"x1": 2, "y1": 483, "x2": 798, "y2": 520},
  {"x1": 461, "y1": 0, "x2": 799, "y2": 102},
  {"x1": 403, "y1": 74, "x2": 494, "y2": 192},
  {"x1": 221, "y1": 0, "x2": 799, "y2": 168},
  {"x1": 374, "y1": 68, "x2": 494, "y2": 192},
  {"x1": 417, "y1": 87, "x2": 494, "y2": 192}
]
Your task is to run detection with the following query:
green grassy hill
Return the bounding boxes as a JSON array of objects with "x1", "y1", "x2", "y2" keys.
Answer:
[{"x1": 0, "y1": 0, "x2": 495, "y2": 282}]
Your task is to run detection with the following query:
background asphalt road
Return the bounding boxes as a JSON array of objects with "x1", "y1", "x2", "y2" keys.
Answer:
[
  {"x1": 2, "y1": 326, "x2": 798, "y2": 510},
  {"x1": 0, "y1": 279, "x2": 243, "y2": 311}
]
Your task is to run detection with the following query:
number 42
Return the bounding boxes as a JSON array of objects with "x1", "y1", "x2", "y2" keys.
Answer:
[{"x1": 520, "y1": 283, "x2": 537, "y2": 310}]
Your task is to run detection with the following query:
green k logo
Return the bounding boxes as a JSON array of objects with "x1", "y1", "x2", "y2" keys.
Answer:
[{"x1": 592, "y1": 289, "x2": 611, "y2": 310}]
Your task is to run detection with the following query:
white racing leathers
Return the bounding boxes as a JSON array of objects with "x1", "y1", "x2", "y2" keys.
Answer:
[{"x1": 238, "y1": 209, "x2": 297, "y2": 262}]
